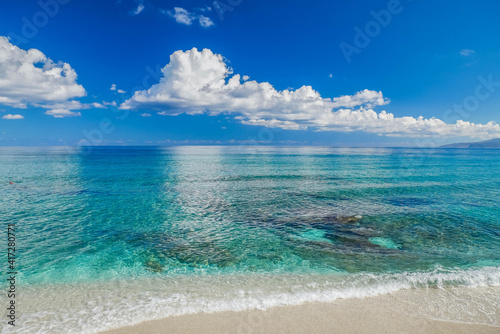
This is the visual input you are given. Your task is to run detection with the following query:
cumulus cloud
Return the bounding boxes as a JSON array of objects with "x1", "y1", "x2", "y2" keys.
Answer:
[
  {"x1": 0, "y1": 36, "x2": 107, "y2": 118},
  {"x1": 121, "y1": 48, "x2": 500, "y2": 139},
  {"x1": 166, "y1": 7, "x2": 214, "y2": 27},
  {"x1": 460, "y1": 49, "x2": 476, "y2": 56},
  {"x1": 0, "y1": 36, "x2": 85, "y2": 108},
  {"x1": 110, "y1": 84, "x2": 117, "y2": 91},
  {"x1": 45, "y1": 108, "x2": 81, "y2": 118},
  {"x1": 2, "y1": 114, "x2": 24, "y2": 120}
]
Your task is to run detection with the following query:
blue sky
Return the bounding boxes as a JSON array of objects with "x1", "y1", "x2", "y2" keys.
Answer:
[{"x1": 0, "y1": 0, "x2": 499, "y2": 146}]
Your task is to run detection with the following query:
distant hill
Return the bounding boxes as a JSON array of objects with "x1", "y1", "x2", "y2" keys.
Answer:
[{"x1": 440, "y1": 138, "x2": 500, "y2": 148}]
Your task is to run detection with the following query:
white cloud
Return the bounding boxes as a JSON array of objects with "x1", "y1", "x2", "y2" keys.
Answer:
[
  {"x1": 168, "y1": 7, "x2": 193, "y2": 25},
  {"x1": 121, "y1": 48, "x2": 500, "y2": 139},
  {"x1": 2, "y1": 114, "x2": 24, "y2": 120},
  {"x1": 331, "y1": 89, "x2": 388, "y2": 109},
  {"x1": 166, "y1": 7, "x2": 214, "y2": 28},
  {"x1": 34, "y1": 100, "x2": 109, "y2": 118},
  {"x1": 199, "y1": 16, "x2": 214, "y2": 28},
  {"x1": 36, "y1": 100, "x2": 104, "y2": 110},
  {"x1": 133, "y1": 3, "x2": 145, "y2": 15},
  {"x1": 45, "y1": 108, "x2": 81, "y2": 118},
  {"x1": 91, "y1": 102, "x2": 106, "y2": 108},
  {"x1": 103, "y1": 101, "x2": 117, "y2": 107},
  {"x1": 0, "y1": 36, "x2": 105, "y2": 118},
  {"x1": 111, "y1": 84, "x2": 126, "y2": 93},
  {"x1": 460, "y1": 49, "x2": 476, "y2": 56},
  {"x1": 196, "y1": 6, "x2": 212, "y2": 12},
  {"x1": 242, "y1": 75, "x2": 250, "y2": 81},
  {"x1": 140, "y1": 113, "x2": 152, "y2": 117},
  {"x1": 0, "y1": 36, "x2": 86, "y2": 108}
]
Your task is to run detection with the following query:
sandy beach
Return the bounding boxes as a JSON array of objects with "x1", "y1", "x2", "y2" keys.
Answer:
[
  {"x1": 3, "y1": 0, "x2": 500, "y2": 332},
  {"x1": 102, "y1": 287, "x2": 500, "y2": 334}
]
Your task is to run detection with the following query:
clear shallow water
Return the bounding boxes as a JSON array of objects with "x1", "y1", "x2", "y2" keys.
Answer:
[{"x1": 1, "y1": 146, "x2": 499, "y2": 333}]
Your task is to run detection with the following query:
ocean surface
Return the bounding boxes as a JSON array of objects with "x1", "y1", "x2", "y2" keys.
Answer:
[{"x1": 1, "y1": 146, "x2": 499, "y2": 333}]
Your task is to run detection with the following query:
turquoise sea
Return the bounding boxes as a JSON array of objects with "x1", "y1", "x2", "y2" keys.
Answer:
[{"x1": 1, "y1": 146, "x2": 500, "y2": 333}]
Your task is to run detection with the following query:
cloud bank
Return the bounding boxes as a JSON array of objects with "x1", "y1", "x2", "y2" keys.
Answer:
[
  {"x1": 0, "y1": 37, "x2": 114, "y2": 118},
  {"x1": 0, "y1": 36, "x2": 85, "y2": 108},
  {"x1": 121, "y1": 48, "x2": 500, "y2": 139}
]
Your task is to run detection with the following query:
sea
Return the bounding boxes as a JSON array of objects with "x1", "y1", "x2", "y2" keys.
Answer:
[{"x1": 1, "y1": 146, "x2": 499, "y2": 333}]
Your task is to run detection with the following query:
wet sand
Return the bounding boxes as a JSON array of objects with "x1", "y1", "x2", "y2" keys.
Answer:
[{"x1": 102, "y1": 287, "x2": 500, "y2": 334}]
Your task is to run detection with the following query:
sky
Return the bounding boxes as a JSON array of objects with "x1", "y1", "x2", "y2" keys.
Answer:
[{"x1": 0, "y1": 0, "x2": 500, "y2": 147}]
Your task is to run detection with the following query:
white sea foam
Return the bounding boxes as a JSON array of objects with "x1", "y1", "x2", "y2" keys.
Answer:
[{"x1": 3, "y1": 266, "x2": 499, "y2": 334}]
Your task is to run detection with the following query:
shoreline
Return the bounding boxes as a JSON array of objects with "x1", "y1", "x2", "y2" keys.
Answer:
[
  {"x1": 101, "y1": 287, "x2": 500, "y2": 334},
  {"x1": 8, "y1": 269, "x2": 500, "y2": 333}
]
